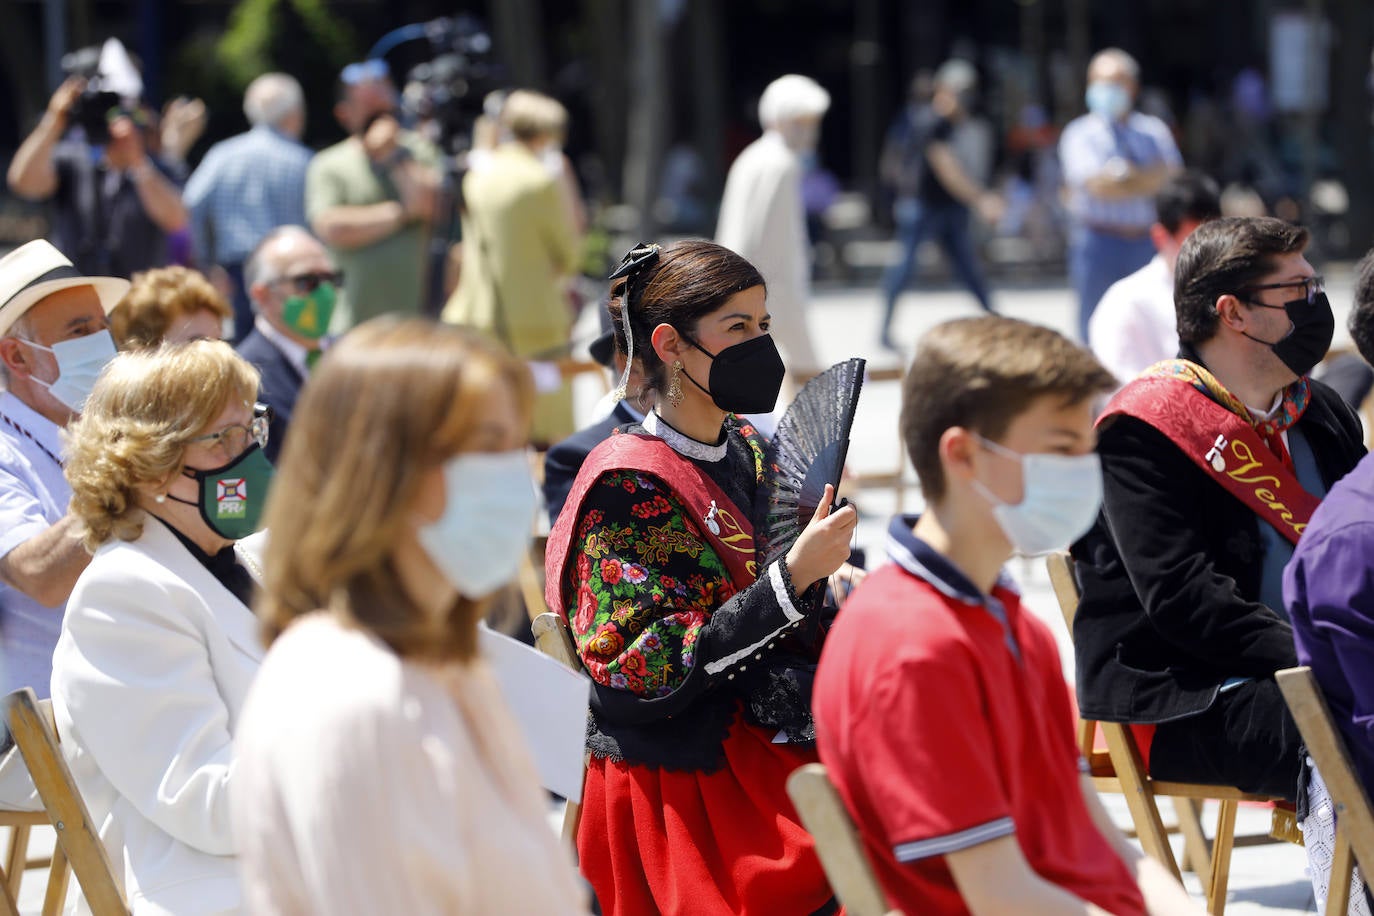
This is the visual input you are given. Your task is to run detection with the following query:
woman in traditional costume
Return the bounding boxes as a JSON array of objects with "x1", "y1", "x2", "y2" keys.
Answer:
[{"x1": 544, "y1": 239, "x2": 858, "y2": 915}]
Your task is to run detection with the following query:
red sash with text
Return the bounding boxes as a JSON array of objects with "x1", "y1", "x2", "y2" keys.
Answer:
[
  {"x1": 544, "y1": 431, "x2": 758, "y2": 623},
  {"x1": 1102, "y1": 375, "x2": 1320, "y2": 546}
]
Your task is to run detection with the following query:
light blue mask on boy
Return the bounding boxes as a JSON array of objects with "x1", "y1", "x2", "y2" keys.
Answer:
[
  {"x1": 417, "y1": 450, "x2": 538, "y2": 599},
  {"x1": 971, "y1": 436, "x2": 1103, "y2": 556}
]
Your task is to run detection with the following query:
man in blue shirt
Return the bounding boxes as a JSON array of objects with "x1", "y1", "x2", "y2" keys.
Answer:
[
  {"x1": 1059, "y1": 48, "x2": 1182, "y2": 343},
  {"x1": 184, "y1": 74, "x2": 312, "y2": 341},
  {"x1": 0, "y1": 240, "x2": 127, "y2": 807}
]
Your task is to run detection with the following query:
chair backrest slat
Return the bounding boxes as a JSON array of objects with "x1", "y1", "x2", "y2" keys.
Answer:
[
  {"x1": 787, "y1": 763, "x2": 894, "y2": 916},
  {"x1": 528, "y1": 613, "x2": 587, "y2": 845},
  {"x1": 6, "y1": 689, "x2": 127, "y2": 915},
  {"x1": 1046, "y1": 551, "x2": 1080, "y2": 629},
  {"x1": 1276, "y1": 667, "x2": 1374, "y2": 876},
  {"x1": 531, "y1": 612, "x2": 581, "y2": 673}
]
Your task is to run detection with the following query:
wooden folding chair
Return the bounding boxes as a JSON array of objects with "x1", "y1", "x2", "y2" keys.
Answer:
[
  {"x1": 1276, "y1": 666, "x2": 1374, "y2": 916},
  {"x1": 517, "y1": 449, "x2": 553, "y2": 627},
  {"x1": 0, "y1": 804, "x2": 53, "y2": 916},
  {"x1": 0, "y1": 693, "x2": 89, "y2": 916},
  {"x1": 555, "y1": 357, "x2": 611, "y2": 388},
  {"x1": 1047, "y1": 552, "x2": 1284, "y2": 915},
  {"x1": 786, "y1": 763, "x2": 899, "y2": 916},
  {"x1": 6, "y1": 689, "x2": 127, "y2": 915},
  {"x1": 529, "y1": 613, "x2": 587, "y2": 845},
  {"x1": 517, "y1": 535, "x2": 551, "y2": 625}
]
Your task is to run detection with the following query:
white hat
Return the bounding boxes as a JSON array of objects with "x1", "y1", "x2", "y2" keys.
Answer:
[
  {"x1": 758, "y1": 75, "x2": 831, "y2": 127},
  {"x1": 0, "y1": 240, "x2": 129, "y2": 339}
]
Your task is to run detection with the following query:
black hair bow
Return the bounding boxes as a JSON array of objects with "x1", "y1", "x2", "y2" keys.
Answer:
[{"x1": 608, "y1": 241, "x2": 661, "y2": 281}]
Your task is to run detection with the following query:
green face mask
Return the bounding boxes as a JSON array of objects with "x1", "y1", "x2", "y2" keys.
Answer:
[
  {"x1": 174, "y1": 445, "x2": 275, "y2": 540},
  {"x1": 281, "y1": 282, "x2": 336, "y2": 340}
]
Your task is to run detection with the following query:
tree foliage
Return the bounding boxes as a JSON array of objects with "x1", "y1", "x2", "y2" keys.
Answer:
[
  {"x1": 217, "y1": 0, "x2": 356, "y2": 92},
  {"x1": 168, "y1": 0, "x2": 361, "y2": 153}
]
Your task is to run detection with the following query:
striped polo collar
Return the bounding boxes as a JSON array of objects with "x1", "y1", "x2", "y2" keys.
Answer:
[{"x1": 885, "y1": 514, "x2": 1023, "y2": 660}]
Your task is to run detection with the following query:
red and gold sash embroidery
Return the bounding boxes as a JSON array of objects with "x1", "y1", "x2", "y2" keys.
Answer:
[{"x1": 1102, "y1": 363, "x2": 1320, "y2": 545}]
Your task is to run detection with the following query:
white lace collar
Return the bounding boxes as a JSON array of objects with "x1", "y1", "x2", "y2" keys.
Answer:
[{"x1": 644, "y1": 410, "x2": 728, "y2": 462}]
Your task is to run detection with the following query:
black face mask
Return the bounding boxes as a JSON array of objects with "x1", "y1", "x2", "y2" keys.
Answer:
[
  {"x1": 1241, "y1": 290, "x2": 1334, "y2": 378},
  {"x1": 680, "y1": 333, "x2": 787, "y2": 415}
]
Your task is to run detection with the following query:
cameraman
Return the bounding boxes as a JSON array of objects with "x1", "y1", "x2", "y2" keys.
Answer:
[
  {"x1": 306, "y1": 60, "x2": 441, "y2": 329},
  {"x1": 8, "y1": 76, "x2": 188, "y2": 277}
]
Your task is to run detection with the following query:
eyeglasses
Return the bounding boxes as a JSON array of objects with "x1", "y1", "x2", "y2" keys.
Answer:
[
  {"x1": 188, "y1": 404, "x2": 272, "y2": 456},
  {"x1": 1238, "y1": 275, "x2": 1325, "y2": 308},
  {"x1": 272, "y1": 271, "x2": 344, "y2": 295},
  {"x1": 340, "y1": 59, "x2": 390, "y2": 86}
]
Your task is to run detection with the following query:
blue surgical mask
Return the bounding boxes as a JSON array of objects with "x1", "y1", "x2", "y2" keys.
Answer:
[
  {"x1": 417, "y1": 450, "x2": 538, "y2": 599},
  {"x1": 18, "y1": 330, "x2": 117, "y2": 412},
  {"x1": 1085, "y1": 81, "x2": 1131, "y2": 121},
  {"x1": 971, "y1": 436, "x2": 1103, "y2": 556}
]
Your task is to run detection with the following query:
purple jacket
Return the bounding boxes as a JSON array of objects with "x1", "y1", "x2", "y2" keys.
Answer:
[{"x1": 1285, "y1": 451, "x2": 1374, "y2": 791}]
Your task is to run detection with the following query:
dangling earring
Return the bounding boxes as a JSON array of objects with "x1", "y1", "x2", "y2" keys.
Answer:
[
  {"x1": 667, "y1": 360, "x2": 685, "y2": 407},
  {"x1": 154, "y1": 493, "x2": 166, "y2": 504}
]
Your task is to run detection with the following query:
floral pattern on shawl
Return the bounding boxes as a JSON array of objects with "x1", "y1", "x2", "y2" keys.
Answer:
[{"x1": 569, "y1": 469, "x2": 743, "y2": 698}]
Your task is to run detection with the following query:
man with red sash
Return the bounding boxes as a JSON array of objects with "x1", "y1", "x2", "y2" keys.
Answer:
[{"x1": 1071, "y1": 216, "x2": 1365, "y2": 798}]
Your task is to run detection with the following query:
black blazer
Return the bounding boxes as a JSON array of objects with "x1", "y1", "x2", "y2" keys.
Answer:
[
  {"x1": 542, "y1": 401, "x2": 639, "y2": 527},
  {"x1": 1071, "y1": 378, "x2": 1365, "y2": 724},
  {"x1": 236, "y1": 328, "x2": 303, "y2": 465}
]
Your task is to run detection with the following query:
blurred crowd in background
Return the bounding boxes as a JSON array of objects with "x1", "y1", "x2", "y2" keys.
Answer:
[{"x1": 0, "y1": 1, "x2": 1370, "y2": 293}]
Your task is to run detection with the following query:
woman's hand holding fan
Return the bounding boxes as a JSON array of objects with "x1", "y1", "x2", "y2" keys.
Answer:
[{"x1": 784, "y1": 483, "x2": 858, "y2": 591}]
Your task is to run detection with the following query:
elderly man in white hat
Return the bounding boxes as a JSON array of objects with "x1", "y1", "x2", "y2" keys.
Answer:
[
  {"x1": 716, "y1": 73, "x2": 830, "y2": 384},
  {"x1": 0, "y1": 241, "x2": 125, "y2": 797}
]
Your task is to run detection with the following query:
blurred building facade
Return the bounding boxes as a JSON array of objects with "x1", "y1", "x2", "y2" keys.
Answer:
[{"x1": 0, "y1": 0, "x2": 1370, "y2": 259}]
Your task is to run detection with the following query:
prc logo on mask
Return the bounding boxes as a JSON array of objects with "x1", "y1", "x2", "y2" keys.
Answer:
[{"x1": 216, "y1": 478, "x2": 248, "y2": 519}]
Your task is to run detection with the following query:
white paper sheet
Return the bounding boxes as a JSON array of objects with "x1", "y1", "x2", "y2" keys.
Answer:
[{"x1": 479, "y1": 625, "x2": 591, "y2": 802}]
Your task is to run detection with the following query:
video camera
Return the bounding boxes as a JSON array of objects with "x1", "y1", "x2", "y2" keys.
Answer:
[
  {"x1": 393, "y1": 14, "x2": 502, "y2": 157},
  {"x1": 60, "y1": 46, "x2": 128, "y2": 145}
]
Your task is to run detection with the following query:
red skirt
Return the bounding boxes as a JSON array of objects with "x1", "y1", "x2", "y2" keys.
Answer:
[{"x1": 578, "y1": 714, "x2": 836, "y2": 916}]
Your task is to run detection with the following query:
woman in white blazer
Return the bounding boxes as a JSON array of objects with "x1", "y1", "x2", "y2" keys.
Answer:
[
  {"x1": 52, "y1": 341, "x2": 272, "y2": 914},
  {"x1": 233, "y1": 318, "x2": 590, "y2": 914}
]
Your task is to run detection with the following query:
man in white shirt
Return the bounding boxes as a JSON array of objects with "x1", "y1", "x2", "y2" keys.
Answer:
[
  {"x1": 1089, "y1": 171, "x2": 1221, "y2": 383},
  {"x1": 716, "y1": 74, "x2": 830, "y2": 380},
  {"x1": 0, "y1": 239, "x2": 127, "y2": 805},
  {"x1": 237, "y1": 226, "x2": 340, "y2": 463}
]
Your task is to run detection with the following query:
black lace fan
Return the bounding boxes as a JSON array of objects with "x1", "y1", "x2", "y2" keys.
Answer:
[{"x1": 756, "y1": 358, "x2": 866, "y2": 568}]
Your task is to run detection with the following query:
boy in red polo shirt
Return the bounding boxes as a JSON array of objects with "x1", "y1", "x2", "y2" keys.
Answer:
[{"x1": 814, "y1": 316, "x2": 1201, "y2": 914}]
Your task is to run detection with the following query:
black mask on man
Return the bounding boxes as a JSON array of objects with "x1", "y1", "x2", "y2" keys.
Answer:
[
  {"x1": 679, "y1": 333, "x2": 787, "y2": 415},
  {"x1": 1241, "y1": 290, "x2": 1334, "y2": 378}
]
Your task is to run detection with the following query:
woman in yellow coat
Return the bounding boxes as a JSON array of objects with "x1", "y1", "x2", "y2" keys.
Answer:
[{"x1": 444, "y1": 90, "x2": 581, "y2": 445}]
